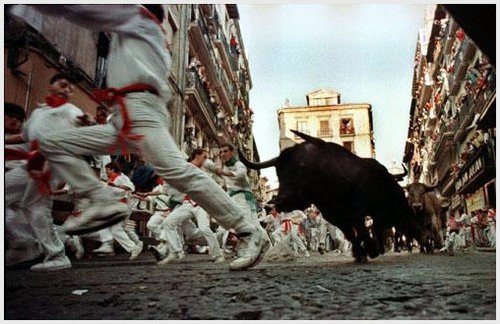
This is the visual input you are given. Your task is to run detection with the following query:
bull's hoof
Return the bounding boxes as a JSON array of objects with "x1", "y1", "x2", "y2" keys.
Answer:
[{"x1": 354, "y1": 255, "x2": 368, "y2": 263}]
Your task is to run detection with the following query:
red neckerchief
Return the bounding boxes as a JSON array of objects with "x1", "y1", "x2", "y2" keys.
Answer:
[
  {"x1": 45, "y1": 95, "x2": 68, "y2": 108},
  {"x1": 108, "y1": 172, "x2": 119, "y2": 183}
]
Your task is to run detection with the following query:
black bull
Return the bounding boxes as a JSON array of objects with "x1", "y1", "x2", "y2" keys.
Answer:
[{"x1": 239, "y1": 130, "x2": 423, "y2": 263}]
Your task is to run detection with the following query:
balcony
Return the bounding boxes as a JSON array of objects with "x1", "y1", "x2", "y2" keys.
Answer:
[
  {"x1": 317, "y1": 130, "x2": 333, "y2": 138},
  {"x1": 474, "y1": 73, "x2": 496, "y2": 117},
  {"x1": 433, "y1": 120, "x2": 455, "y2": 157},
  {"x1": 185, "y1": 69, "x2": 218, "y2": 138},
  {"x1": 212, "y1": 18, "x2": 239, "y2": 74},
  {"x1": 453, "y1": 95, "x2": 475, "y2": 142},
  {"x1": 448, "y1": 38, "x2": 476, "y2": 94},
  {"x1": 188, "y1": 11, "x2": 233, "y2": 116}
]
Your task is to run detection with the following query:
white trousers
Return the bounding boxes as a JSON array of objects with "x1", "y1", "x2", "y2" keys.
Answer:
[
  {"x1": 5, "y1": 167, "x2": 66, "y2": 261},
  {"x1": 308, "y1": 227, "x2": 320, "y2": 250},
  {"x1": 485, "y1": 224, "x2": 496, "y2": 247},
  {"x1": 272, "y1": 223, "x2": 307, "y2": 252},
  {"x1": 160, "y1": 202, "x2": 222, "y2": 257},
  {"x1": 231, "y1": 192, "x2": 258, "y2": 226},
  {"x1": 147, "y1": 211, "x2": 168, "y2": 240},
  {"x1": 320, "y1": 222, "x2": 350, "y2": 253},
  {"x1": 40, "y1": 93, "x2": 255, "y2": 235},
  {"x1": 108, "y1": 220, "x2": 138, "y2": 253}
]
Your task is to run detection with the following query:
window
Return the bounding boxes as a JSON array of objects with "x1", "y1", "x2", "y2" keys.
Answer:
[
  {"x1": 318, "y1": 120, "x2": 331, "y2": 137},
  {"x1": 340, "y1": 118, "x2": 355, "y2": 136},
  {"x1": 296, "y1": 120, "x2": 308, "y2": 134},
  {"x1": 95, "y1": 32, "x2": 110, "y2": 88},
  {"x1": 343, "y1": 141, "x2": 354, "y2": 153},
  {"x1": 165, "y1": 12, "x2": 178, "y2": 52}
]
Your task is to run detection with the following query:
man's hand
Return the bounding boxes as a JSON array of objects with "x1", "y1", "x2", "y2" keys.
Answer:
[
  {"x1": 77, "y1": 114, "x2": 96, "y2": 126},
  {"x1": 5, "y1": 134, "x2": 26, "y2": 145}
]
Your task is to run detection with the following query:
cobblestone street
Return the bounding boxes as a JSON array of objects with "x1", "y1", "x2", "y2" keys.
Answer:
[{"x1": 5, "y1": 250, "x2": 496, "y2": 320}]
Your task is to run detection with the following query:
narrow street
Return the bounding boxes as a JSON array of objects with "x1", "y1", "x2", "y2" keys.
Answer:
[{"x1": 5, "y1": 250, "x2": 495, "y2": 320}]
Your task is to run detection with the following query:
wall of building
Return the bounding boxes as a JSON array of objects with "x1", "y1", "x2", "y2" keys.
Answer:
[
  {"x1": 405, "y1": 4, "x2": 496, "y2": 217},
  {"x1": 5, "y1": 49, "x2": 97, "y2": 116},
  {"x1": 278, "y1": 101, "x2": 374, "y2": 158}
]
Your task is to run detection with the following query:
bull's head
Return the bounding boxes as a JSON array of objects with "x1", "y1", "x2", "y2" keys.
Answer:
[
  {"x1": 237, "y1": 130, "x2": 325, "y2": 212},
  {"x1": 404, "y1": 182, "x2": 438, "y2": 211}
]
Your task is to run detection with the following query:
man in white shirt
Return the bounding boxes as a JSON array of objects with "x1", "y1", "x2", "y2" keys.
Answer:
[
  {"x1": 9, "y1": 4, "x2": 268, "y2": 271},
  {"x1": 158, "y1": 149, "x2": 224, "y2": 264},
  {"x1": 5, "y1": 73, "x2": 85, "y2": 271},
  {"x1": 102, "y1": 162, "x2": 143, "y2": 260}
]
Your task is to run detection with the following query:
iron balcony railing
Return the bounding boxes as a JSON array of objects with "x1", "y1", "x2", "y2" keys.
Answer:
[
  {"x1": 213, "y1": 20, "x2": 239, "y2": 72},
  {"x1": 449, "y1": 37, "x2": 476, "y2": 94},
  {"x1": 185, "y1": 69, "x2": 218, "y2": 126}
]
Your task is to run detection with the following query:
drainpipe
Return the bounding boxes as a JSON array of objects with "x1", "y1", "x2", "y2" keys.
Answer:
[{"x1": 24, "y1": 64, "x2": 34, "y2": 115}]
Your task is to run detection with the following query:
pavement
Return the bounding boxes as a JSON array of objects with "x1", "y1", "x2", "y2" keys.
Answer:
[{"x1": 4, "y1": 249, "x2": 496, "y2": 320}]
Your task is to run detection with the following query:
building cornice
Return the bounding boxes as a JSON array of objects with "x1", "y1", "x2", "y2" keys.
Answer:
[{"x1": 278, "y1": 103, "x2": 371, "y2": 114}]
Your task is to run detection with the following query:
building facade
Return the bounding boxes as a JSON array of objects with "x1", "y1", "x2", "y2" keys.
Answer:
[
  {"x1": 277, "y1": 89, "x2": 376, "y2": 158},
  {"x1": 403, "y1": 5, "x2": 496, "y2": 217}
]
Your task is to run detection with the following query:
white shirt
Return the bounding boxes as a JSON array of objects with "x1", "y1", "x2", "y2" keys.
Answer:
[
  {"x1": 17, "y1": 103, "x2": 83, "y2": 184},
  {"x1": 22, "y1": 103, "x2": 83, "y2": 142},
  {"x1": 11, "y1": 5, "x2": 171, "y2": 99},
  {"x1": 149, "y1": 184, "x2": 170, "y2": 210},
  {"x1": 204, "y1": 158, "x2": 251, "y2": 192},
  {"x1": 108, "y1": 173, "x2": 135, "y2": 203}
]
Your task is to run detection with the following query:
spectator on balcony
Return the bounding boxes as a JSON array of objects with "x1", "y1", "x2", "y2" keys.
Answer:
[
  {"x1": 473, "y1": 130, "x2": 485, "y2": 149},
  {"x1": 340, "y1": 118, "x2": 354, "y2": 135},
  {"x1": 230, "y1": 35, "x2": 240, "y2": 56},
  {"x1": 188, "y1": 57, "x2": 200, "y2": 71}
]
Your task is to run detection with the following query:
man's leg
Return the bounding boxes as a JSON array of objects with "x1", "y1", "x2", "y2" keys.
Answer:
[
  {"x1": 232, "y1": 193, "x2": 259, "y2": 226},
  {"x1": 5, "y1": 168, "x2": 42, "y2": 264},
  {"x1": 147, "y1": 212, "x2": 165, "y2": 240},
  {"x1": 109, "y1": 221, "x2": 142, "y2": 259},
  {"x1": 129, "y1": 93, "x2": 268, "y2": 270},
  {"x1": 18, "y1": 178, "x2": 71, "y2": 271},
  {"x1": 157, "y1": 203, "x2": 193, "y2": 264},
  {"x1": 40, "y1": 123, "x2": 129, "y2": 234},
  {"x1": 195, "y1": 207, "x2": 223, "y2": 259}
]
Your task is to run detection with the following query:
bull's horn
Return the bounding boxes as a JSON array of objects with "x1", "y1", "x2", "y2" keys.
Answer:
[
  {"x1": 290, "y1": 130, "x2": 326, "y2": 146},
  {"x1": 237, "y1": 148, "x2": 278, "y2": 170},
  {"x1": 425, "y1": 183, "x2": 439, "y2": 192},
  {"x1": 392, "y1": 164, "x2": 408, "y2": 181}
]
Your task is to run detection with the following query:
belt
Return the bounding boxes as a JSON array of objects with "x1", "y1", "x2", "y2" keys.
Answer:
[{"x1": 92, "y1": 83, "x2": 159, "y2": 155}]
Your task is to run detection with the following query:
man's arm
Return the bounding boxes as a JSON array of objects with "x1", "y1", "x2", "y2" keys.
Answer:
[{"x1": 5, "y1": 134, "x2": 25, "y2": 145}]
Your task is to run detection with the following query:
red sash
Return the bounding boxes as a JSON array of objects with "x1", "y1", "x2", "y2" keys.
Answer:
[
  {"x1": 281, "y1": 219, "x2": 292, "y2": 233},
  {"x1": 92, "y1": 84, "x2": 158, "y2": 155},
  {"x1": 5, "y1": 140, "x2": 52, "y2": 194}
]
